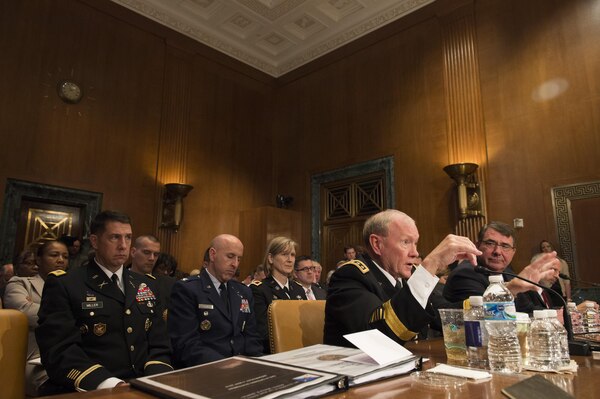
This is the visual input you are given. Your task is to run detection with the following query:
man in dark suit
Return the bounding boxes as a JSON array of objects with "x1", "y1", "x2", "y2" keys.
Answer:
[
  {"x1": 168, "y1": 234, "x2": 263, "y2": 367},
  {"x1": 293, "y1": 255, "x2": 327, "y2": 300},
  {"x1": 515, "y1": 260, "x2": 562, "y2": 315},
  {"x1": 443, "y1": 222, "x2": 559, "y2": 305},
  {"x1": 324, "y1": 209, "x2": 482, "y2": 347},
  {"x1": 36, "y1": 211, "x2": 172, "y2": 393}
]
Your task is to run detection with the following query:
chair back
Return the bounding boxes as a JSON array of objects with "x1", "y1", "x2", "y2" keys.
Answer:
[
  {"x1": 267, "y1": 300, "x2": 325, "y2": 353},
  {"x1": 0, "y1": 309, "x2": 28, "y2": 399}
]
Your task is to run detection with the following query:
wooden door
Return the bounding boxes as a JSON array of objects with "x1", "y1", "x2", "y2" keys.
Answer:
[{"x1": 320, "y1": 172, "x2": 386, "y2": 276}]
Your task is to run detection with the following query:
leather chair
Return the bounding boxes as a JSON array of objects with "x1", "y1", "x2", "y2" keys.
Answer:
[
  {"x1": 267, "y1": 300, "x2": 325, "y2": 353},
  {"x1": 0, "y1": 309, "x2": 28, "y2": 399}
]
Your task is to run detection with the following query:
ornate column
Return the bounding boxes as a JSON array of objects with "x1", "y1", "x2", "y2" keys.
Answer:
[{"x1": 439, "y1": 2, "x2": 488, "y2": 241}]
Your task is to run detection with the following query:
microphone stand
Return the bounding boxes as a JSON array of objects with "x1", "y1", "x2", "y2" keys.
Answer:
[
  {"x1": 475, "y1": 266, "x2": 590, "y2": 356},
  {"x1": 559, "y1": 274, "x2": 600, "y2": 288}
]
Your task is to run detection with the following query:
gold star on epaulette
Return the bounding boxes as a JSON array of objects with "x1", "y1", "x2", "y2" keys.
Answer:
[
  {"x1": 250, "y1": 280, "x2": 262, "y2": 286},
  {"x1": 347, "y1": 260, "x2": 369, "y2": 274},
  {"x1": 49, "y1": 270, "x2": 67, "y2": 277}
]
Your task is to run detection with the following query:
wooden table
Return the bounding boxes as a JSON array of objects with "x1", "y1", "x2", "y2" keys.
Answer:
[{"x1": 43, "y1": 338, "x2": 599, "y2": 398}]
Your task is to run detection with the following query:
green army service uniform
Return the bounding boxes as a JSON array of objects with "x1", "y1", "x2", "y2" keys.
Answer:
[{"x1": 36, "y1": 261, "x2": 172, "y2": 392}]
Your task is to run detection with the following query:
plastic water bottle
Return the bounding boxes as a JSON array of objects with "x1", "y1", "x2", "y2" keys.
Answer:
[
  {"x1": 528, "y1": 310, "x2": 561, "y2": 371},
  {"x1": 546, "y1": 309, "x2": 570, "y2": 367},
  {"x1": 483, "y1": 275, "x2": 521, "y2": 373},
  {"x1": 463, "y1": 296, "x2": 488, "y2": 368},
  {"x1": 567, "y1": 302, "x2": 585, "y2": 334},
  {"x1": 483, "y1": 275, "x2": 516, "y2": 320},
  {"x1": 515, "y1": 312, "x2": 530, "y2": 366},
  {"x1": 584, "y1": 302, "x2": 600, "y2": 333}
]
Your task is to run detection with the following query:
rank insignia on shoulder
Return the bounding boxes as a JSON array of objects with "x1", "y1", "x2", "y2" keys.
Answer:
[
  {"x1": 250, "y1": 280, "x2": 262, "y2": 286},
  {"x1": 49, "y1": 270, "x2": 67, "y2": 277},
  {"x1": 348, "y1": 260, "x2": 369, "y2": 274},
  {"x1": 145, "y1": 273, "x2": 156, "y2": 280}
]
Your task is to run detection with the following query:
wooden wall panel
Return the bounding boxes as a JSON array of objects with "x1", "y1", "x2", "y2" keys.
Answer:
[
  {"x1": 0, "y1": 0, "x2": 165, "y2": 237},
  {"x1": 273, "y1": 7, "x2": 454, "y2": 266},
  {"x1": 475, "y1": 0, "x2": 600, "y2": 269}
]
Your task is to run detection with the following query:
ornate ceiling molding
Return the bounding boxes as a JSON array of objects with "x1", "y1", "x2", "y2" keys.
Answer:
[{"x1": 111, "y1": 0, "x2": 434, "y2": 77}]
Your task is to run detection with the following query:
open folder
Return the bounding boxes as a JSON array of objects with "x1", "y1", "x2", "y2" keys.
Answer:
[{"x1": 130, "y1": 356, "x2": 348, "y2": 399}]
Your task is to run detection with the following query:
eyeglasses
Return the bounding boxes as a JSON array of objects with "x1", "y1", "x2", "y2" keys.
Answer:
[
  {"x1": 296, "y1": 266, "x2": 316, "y2": 273},
  {"x1": 481, "y1": 239, "x2": 515, "y2": 252}
]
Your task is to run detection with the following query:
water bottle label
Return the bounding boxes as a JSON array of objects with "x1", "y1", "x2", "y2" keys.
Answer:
[
  {"x1": 484, "y1": 302, "x2": 516, "y2": 320},
  {"x1": 465, "y1": 320, "x2": 488, "y2": 347}
]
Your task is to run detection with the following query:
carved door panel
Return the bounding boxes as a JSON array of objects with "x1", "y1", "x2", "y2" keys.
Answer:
[
  {"x1": 320, "y1": 172, "x2": 386, "y2": 277},
  {"x1": 14, "y1": 199, "x2": 84, "y2": 253}
]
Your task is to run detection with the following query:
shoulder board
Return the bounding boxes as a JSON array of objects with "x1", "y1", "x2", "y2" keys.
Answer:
[
  {"x1": 250, "y1": 280, "x2": 262, "y2": 286},
  {"x1": 49, "y1": 270, "x2": 67, "y2": 277},
  {"x1": 181, "y1": 276, "x2": 199, "y2": 282},
  {"x1": 347, "y1": 259, "x2": 369, "y2": 274},
  {"x1": 145, "y1": 274, "x2": 156, "y2": 280}
]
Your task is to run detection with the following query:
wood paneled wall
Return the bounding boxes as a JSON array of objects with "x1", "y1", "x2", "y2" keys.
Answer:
[
  {"x1": 0, "y1": 0, "x2": 274, "y2": 276},
  {"x1": 273, "y1": 0, "x2": 600, "y2": 271},
  {"x1": 1, "y1": 0, "x2": 600, "y2": 278}
]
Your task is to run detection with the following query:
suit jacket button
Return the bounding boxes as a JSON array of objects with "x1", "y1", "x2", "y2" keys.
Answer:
[
  {"x1": 125, "y1": 309, "x2": 132, "y2": 315},
  {"x1": 130, "y1": 345, "x2": 135, "y2": 352},
  {"x1": 127, "y1": 327, "x2": 133, "y2": 333}
]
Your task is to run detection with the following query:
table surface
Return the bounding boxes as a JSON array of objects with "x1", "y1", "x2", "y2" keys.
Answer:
[{"x1": 42, "y1": 338, "x2": 599, "y2": 399}]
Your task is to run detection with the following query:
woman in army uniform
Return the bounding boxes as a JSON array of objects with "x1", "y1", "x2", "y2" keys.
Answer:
[{"x1": 250, "y1": 236, "x2": 307, "y2": 353}]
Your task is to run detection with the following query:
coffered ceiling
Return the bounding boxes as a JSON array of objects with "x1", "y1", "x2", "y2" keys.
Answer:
[{"x1": 111, "y1": 0, "x2": 435, "y2": 77}]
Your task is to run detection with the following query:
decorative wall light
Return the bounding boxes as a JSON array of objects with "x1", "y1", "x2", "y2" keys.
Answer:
[
  {"x1": 161, "y1": 183, "x2": 193, "y2": 232},
  {"x1": 275, "y1": 194, "x2": 293, "y2": 209},
  {"x1": 443, "y1": 163, "x2": 483, "y2": 219}
]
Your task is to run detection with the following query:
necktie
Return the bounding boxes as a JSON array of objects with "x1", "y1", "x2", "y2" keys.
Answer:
[
  {"x1": 306, "y1": 288, "x2": 315, "y2": 300},
  {"x1": 541, "y1": 290, "x2": 552, "y2": 308},
  {"x1": 220, "y1": 283, "x2": 230, "y2": 314},
  {"x1": 282, "y1": 286, "x2": 290, "y2": 299},
  {"x1": 111, "y1": 274, "x2": 124, "y2": 296}
]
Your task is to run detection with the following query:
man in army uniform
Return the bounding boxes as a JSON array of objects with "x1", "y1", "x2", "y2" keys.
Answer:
[
  {"x1": 36, "y1": 211, "x2": 172, "y2": 393},
  {"x1": 324, "y1": 209, "x2": 481, "y2": 347},
  {"x1": 168, "y1": 234, "x2": 263, "y2": 367}
]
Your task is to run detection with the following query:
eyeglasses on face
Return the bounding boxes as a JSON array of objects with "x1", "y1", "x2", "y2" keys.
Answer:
[{"x1": 481, "y1": 239, "x2": 515, "y2": 252}]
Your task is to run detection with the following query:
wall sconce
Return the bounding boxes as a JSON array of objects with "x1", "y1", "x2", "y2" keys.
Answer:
[
  {"x1": 443, "y1": 163, "x2": 483, "y2": 219},
  {"x1": 161, "y1": 183, "x2": 193, "y2": 232},
  {"x1": 275, "y1": 194, "x2": 293, "y2": 209}
]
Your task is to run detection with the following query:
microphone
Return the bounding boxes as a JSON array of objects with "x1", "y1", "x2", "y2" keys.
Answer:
[
  {"x1": 475, "y1": 265, "x2": 590, "y2": 356},
  {"x1": 559, "y1": 273, "x2": 600, "y2": 287}
]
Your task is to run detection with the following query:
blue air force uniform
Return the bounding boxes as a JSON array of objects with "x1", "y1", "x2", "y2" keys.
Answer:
[
  {"x1": 35, "y1": 261, "x2": 172, "y2": 392},
  {"x1": 168, "y1": 269, "x2": 263, "y2": 367}
]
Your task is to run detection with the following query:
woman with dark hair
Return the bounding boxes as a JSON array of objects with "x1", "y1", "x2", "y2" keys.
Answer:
[
  {"x1": 14, "y1": 249, "x2": 38, "y2": 277},
  {"x1": 4, "y1": 240, "x2": 68, "y2": 396},
  {"x1": 152, "y1": 253, "x2": 178, "y2": 278},
  {"x1": 250, "y1": 236, "x2": 307, "y2": 353}
]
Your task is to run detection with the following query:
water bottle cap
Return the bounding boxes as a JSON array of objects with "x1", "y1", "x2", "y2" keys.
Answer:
[
  {"x1": 545, "y1": 309, "x2": 557, "y2": 318},
  {"x1": 469, "y1": 296, "x2": 483, "y2": 306},
  {"x1": 533, "y1": 310, "x2": 546, "y2": 319},
  {"x1": 488, "y1": 275, "x2": 504, "y2": 283},
  {"x1": 567, "y1": 302, "x2": 576, "y2": 308},
  {"x1": 586, "y1": 302, "x2": 595, "y2": 308}
]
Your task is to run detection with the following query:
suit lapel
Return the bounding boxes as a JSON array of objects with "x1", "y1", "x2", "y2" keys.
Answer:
[
  {"x1": 86, "y1": 261, "x2": 125, "y2": 304},
  {"x1": 201, "y1": 270, "x2": 230, "y2": 319},
  {"x1": 229, "y1": 284, "x2": 242, "y2": 325},
  {"x1": 31, "y1": 274, "x2": 45, "y2": 297},
  {"x1": 366, "y1": 259, "x2": 397, "y2": 300},
  {"x1": 124, "y1": 269, "x2": 138, "y2": 308}
]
